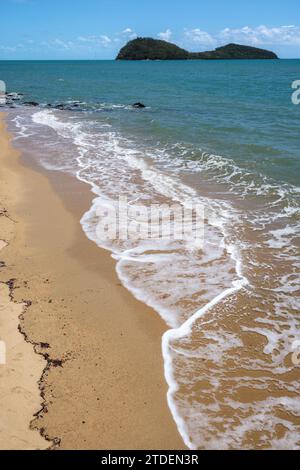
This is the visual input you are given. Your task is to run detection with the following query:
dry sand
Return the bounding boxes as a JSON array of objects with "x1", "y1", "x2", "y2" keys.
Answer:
[
  {"x1": 0, "y1": 280, "x2": 48, "y2": 450},
  {"x1": 0, "y1": 118, "x2": 48, "y2": 450},
  {"x1": 0, "y1": 113, "x2": 184, "y2": 450}
]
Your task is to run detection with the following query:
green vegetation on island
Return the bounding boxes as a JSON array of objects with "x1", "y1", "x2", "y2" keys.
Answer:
[{"x1": 116, "y1": 38, "x2": 278, "y2": 60}]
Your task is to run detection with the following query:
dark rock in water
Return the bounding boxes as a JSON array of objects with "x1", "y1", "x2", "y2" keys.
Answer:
[
  {"x1": 48, "y1": 102, "x2": 82, "y2": 111},
  {"x1": 133, "y1": 102, "x2": 146, "y2": 108},
  {"x1": 1, "y1": 92, "x2": 24, "y2": 107},
  {"x1": 6, "y1": 92, "x2": 23, "y2": 100},
  {"x1": 54, "y1": 104, "x2": 66, "y2": 110},
  {"x1": 24, "y1": 101, "x2": 39, "y2": 107},
  {"x1": 54, "y1": 103, "x2": 78, "y2": 110}
]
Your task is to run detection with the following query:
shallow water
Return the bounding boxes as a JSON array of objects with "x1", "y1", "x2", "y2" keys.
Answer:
[{"x1": 1, "y1": 59, "x2": 300, "y2": 449}]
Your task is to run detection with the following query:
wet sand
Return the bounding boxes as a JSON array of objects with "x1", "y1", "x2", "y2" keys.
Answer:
[{"x1": 0, "y1": 113, "x2": 184, "y2": 450}]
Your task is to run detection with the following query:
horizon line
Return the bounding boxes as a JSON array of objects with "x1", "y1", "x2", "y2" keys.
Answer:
[{"x1": 2, "y1": 58, "x2": 300, "y2": 61}]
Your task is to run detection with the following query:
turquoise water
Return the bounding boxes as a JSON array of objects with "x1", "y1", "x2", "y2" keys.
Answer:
[
  {"x1": 1, "y1": 60, "x2": 300, "y2": 449},
  {"x1": 1, "y1": 59, "x2": 300, "y2": 185}
]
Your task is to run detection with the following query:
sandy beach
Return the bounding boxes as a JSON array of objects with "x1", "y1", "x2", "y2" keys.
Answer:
[
  {"x1": 0, "y1": 113, "x2": 184, "y2": 450},
  {"x1": 1, "y1": 0, "x2": 300, "y2": 455}
]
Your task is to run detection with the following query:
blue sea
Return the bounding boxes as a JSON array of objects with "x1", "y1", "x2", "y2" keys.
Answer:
[{"x1": 1, "y1": 59, "x2": 299, "y2": 449}]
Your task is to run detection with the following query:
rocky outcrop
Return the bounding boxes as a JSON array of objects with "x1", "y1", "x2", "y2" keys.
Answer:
[
  {"x1": 133, "y1": 102, "x2": 146, "y2": 108},
  {"x1": 116, "y1": 38, "x2": 278, "y2": 60},
  {"x1": 117, "y1": 38, "x2": 189, "y2": 60}
]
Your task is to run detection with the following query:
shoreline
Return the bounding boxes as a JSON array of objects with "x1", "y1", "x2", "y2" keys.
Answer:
[{"x1": 0, "y1": 113, "x2": 185, "y2": 450}]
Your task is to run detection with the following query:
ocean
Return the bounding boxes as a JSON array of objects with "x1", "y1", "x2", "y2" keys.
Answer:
[{"x1": 1, "y1": 59, "x2": 299, "y2": 449}]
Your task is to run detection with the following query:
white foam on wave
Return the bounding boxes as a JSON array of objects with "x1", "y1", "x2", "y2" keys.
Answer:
[
  {"x1": 267, "y1": 225, "x2": 299, "y2": 249},
  {"x1": 12, "y1": 115, "x2": 33, "y2": 139}
]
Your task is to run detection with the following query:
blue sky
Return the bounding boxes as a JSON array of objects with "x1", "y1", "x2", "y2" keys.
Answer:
[{"x1": 1, "y1": 0, "x2": 300, "y2": 59}]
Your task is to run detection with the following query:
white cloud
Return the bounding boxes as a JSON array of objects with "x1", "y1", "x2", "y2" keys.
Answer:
[
  {"x1": 77, "y1": 35, "x2": 112, "y2": 46},
  {"x1": 158, "y1": 29, "x2": 172, "y2": 41},
  {"x1": 100, "y1": 35, "x2": 112, "y2": 46},
  {"x1": 183, "y1": 28, "x2": 215, "y2": 47},
  {"x1": 2, "y1": 25, "x2": 300, "y2": 58},
  {"x1": 37, "y1": 38, "x2": 74, "y2": 50},
  {"x1": 219, "y1": 25, "x2": 300, "y2": 46},
  {"x1": 52, "y1": 38, "x2": 74, "y2": 50},
  {"x1": 78, "y1": 35, "x2": 95, "y2": 43},
  {"x1": 120, "y1": 28, "x2": 137, "y2": 40},
  {"x1": 180, "y1": 25, "x2": 300, "y2": 52},
  {"x1": 0, "y1": 45, "x2": 17, "y2": 52},
  {"x1": 77, "y1": 34, "x2": 112, "y2": 46}
]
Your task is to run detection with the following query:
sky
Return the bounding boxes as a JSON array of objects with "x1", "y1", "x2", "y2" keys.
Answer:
[{"x1": 1, "y1": 0, "x2": 300, "y2": 59}]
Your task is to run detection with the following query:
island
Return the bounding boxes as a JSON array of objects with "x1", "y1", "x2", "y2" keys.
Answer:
[{"x1": 116, "y1": 38, "x2": 278, "y2": 60}]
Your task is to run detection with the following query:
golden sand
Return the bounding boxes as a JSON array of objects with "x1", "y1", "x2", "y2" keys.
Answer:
[
  {"x1": 0, "y1": 117, "x2": 48, "y2": 450},
  {"x1": 0, "y1": 113, "x2": 184, "y2": 450}
]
